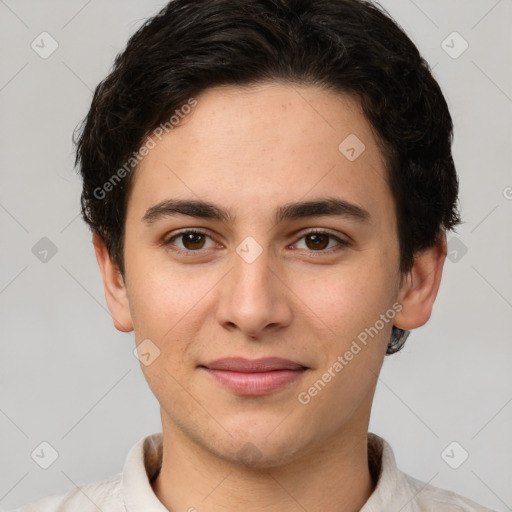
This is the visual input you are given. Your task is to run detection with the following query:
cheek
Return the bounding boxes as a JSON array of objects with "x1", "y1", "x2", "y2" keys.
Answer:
[
  {"x1": 128, "y1": 269, "x2": 203, "y2": 400},
  {"x1": 304, "y1": 257, "x2": 397, "y2": 331},
  {"x1": 296, "y1": 266, "x2": 395, "y2": 417},
  {"x1": 299, "y1": 257, "x2": 399, "y2": 392},
  {"x1": 126, "y1": 250, "x2": 211, "y2": 335},
  {"x1": 125, "y1": 256, "x2": 229, "y2": 386}
]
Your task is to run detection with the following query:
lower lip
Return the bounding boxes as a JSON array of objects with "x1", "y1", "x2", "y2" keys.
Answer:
[{"x1": 203, "y1": 368, "x2": 306, "y2": 395}]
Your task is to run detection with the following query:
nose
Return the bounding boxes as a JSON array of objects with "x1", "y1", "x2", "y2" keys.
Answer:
[{"x1": 215, "y1": 246, "x2": 293, "y2": 339}]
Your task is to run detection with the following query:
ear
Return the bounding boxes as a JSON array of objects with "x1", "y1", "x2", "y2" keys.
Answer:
[
  {"x1": 394, "y1": 232, "x2": 447, "y2": 330},
  {"x1": 92, "y1": 232, "x2": 133, "y2": 332}
]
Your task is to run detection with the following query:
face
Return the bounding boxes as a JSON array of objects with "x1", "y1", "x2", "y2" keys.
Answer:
[{"x1": 100, "y1": 83, "x2": 432, "y2": 467}]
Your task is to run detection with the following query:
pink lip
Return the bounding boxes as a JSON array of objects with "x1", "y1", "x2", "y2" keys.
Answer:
[{"x1": 200, "y1": 357, "x2": 308, "y2": 396}]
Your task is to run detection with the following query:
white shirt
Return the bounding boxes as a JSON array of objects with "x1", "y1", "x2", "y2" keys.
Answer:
[{"x1": 10, "y1": 432, "x2": 495, "y2": 511}]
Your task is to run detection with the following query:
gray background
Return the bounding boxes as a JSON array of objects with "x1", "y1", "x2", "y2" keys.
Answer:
[{"x1": 0, "y1": 0, "x2": 511, "y2": 510}]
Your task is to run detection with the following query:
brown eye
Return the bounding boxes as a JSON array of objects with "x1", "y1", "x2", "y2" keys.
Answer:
[
  {"x1": 294, "y1": 230, "x2": 349, "y2": 253},
  {"x1": 165, "y1": 230, "x2": 216, "y2": 253},
  {"x1": 181, "y1": 232, "x2": 205, "y2": 250},
  {"x1": 304, "y1": 233, "x2": 330, "y2": 250}
]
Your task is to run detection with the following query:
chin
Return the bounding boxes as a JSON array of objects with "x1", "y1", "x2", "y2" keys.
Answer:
[
  {"x1": 207, "y1": 417, "x2": 316, "y2": 469},
  {"x1": 213, "y1": 437, "x2": 307, "y2": 470}
]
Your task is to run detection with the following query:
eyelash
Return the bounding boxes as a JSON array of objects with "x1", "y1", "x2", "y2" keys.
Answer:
[{"x1": 163, "y1": 228, "x2": 350, "y2": 256}]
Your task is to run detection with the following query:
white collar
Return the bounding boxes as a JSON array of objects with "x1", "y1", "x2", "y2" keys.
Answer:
[{"x1": 120, "y1": 431, "x2": 402, "y2": 511}]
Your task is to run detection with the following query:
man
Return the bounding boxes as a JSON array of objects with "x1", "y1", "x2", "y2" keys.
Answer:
[{"x1": 13, "y1": 0, "x2": 496, "y2": 510}]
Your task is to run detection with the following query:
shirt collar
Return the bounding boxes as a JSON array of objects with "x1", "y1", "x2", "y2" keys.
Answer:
[
  {"x1": 360, "y1": 433, "x2": 402, "y2": 511},
  {"x1": 121, "y1": 431, "x2": 400, "y2": 511},
  {"x1": 122, "y1": 432, "x2": 168, "y2": 511}
]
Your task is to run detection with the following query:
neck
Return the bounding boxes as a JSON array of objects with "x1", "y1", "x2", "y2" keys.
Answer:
[{"x1": 152, "y1": 417, "x2": 375, "y2": 512}]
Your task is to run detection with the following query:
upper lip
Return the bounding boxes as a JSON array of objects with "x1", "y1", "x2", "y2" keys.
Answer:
[{"x1": 201, "y1": 357, "x2": 307, "y2": 372}]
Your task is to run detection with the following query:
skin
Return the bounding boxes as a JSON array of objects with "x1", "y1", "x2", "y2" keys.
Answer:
[{"x1": 94, "y1": 82, "x2": 446, "y2": 512}]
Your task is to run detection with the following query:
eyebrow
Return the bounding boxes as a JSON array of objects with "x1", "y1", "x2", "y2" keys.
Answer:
[{"x1": 141, "y1": 197, "x2": 370, "y2": 226}]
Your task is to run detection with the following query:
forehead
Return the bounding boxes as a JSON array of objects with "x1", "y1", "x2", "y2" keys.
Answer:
[{"x1": 128, "y1": 82, "x2": 392, "y2": 225}]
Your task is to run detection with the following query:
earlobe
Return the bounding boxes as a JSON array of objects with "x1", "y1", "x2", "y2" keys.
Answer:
[
  {"x1": 394, "y1": 232, "x2": 447, "y2": 331},
  {"x1": 92, "y1": 232, "x2": 134, "y2": 333}
]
